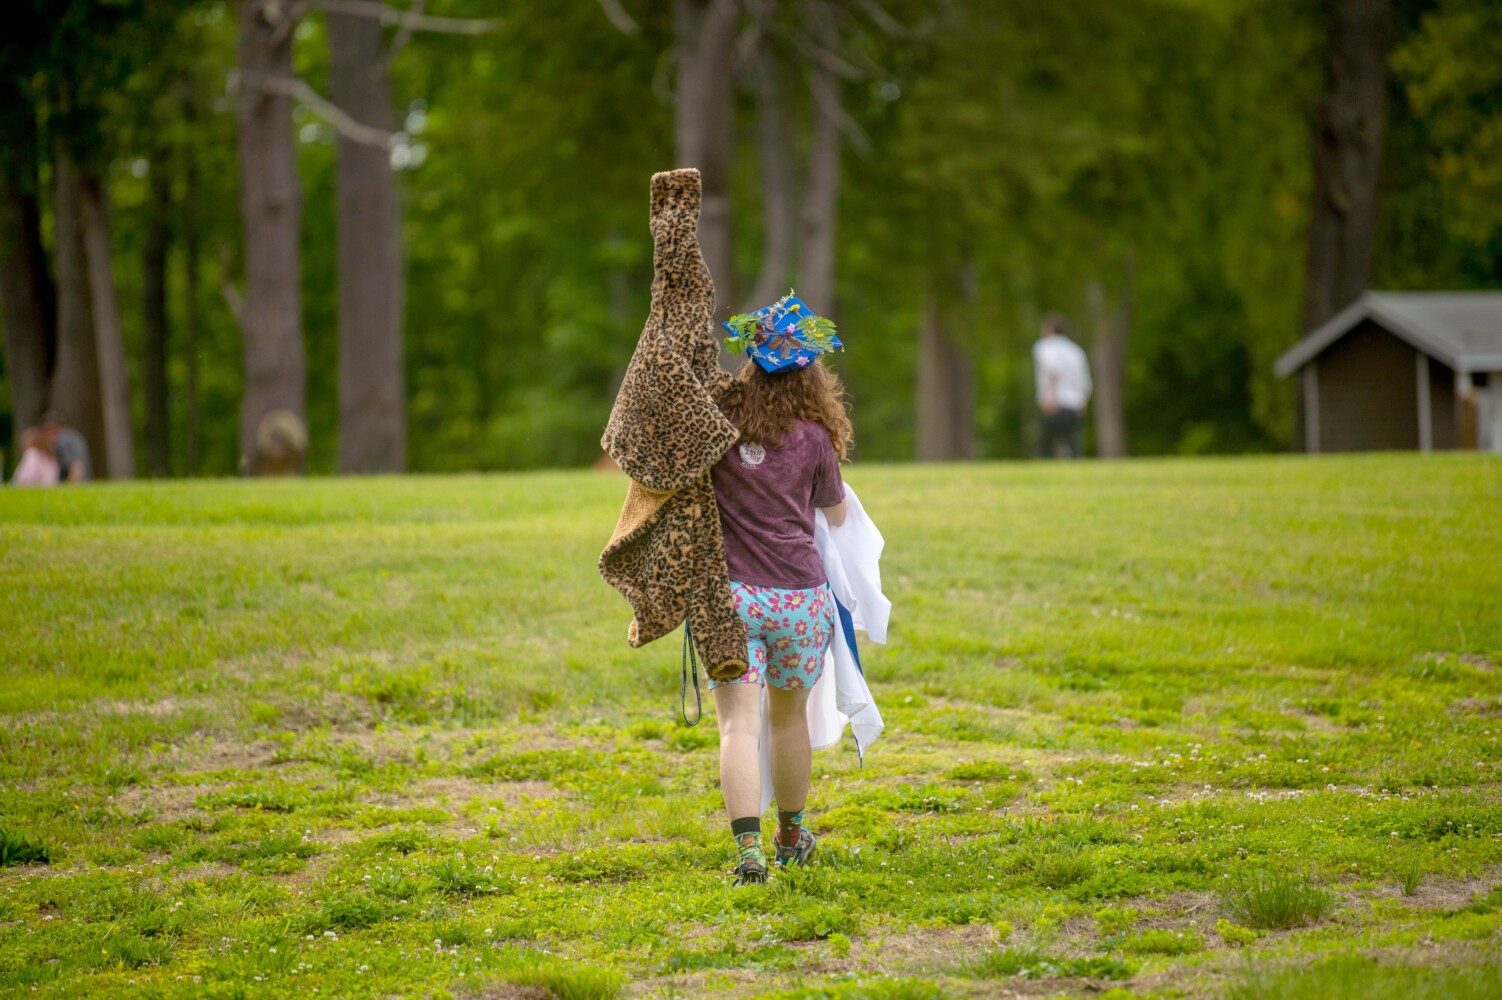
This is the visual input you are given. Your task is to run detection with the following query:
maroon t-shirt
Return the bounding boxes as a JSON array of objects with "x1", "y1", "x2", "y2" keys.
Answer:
[{"x1": 711, "y1": 419, "x2": 846, "y2": 590}]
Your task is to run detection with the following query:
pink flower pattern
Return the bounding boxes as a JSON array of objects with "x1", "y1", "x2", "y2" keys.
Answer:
[{"x1": 709, "y1": 581, "x2": 836, "y2": 690}]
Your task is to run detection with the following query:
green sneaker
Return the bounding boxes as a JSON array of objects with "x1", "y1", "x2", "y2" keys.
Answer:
[
  {"x1": 774, "y1": 828, "x2": 817, "y2": 868},
  {"x1": 732, "y1": 855, "x2": 768, "y2": 885}
]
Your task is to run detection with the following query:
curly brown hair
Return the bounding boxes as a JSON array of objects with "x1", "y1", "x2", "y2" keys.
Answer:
[{"x1": 721, "y1": 359, "x2": 853, "y2": 460}]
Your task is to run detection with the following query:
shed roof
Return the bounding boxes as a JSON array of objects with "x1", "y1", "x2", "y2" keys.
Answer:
[{"x1": 1274, "y1": 291, "x2": 1502, "y2": 378}]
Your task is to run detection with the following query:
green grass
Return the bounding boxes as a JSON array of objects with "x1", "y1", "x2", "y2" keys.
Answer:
[
  {"x1": 2, "y1": 454, "x2": 1501, "y2": 998},
  {"x1": 1222, "y1": 871, "x2": 1334, "y2": 929},
  {"x1": 1227, "y1": 954, "x2": 1502, "y2": 1000}
]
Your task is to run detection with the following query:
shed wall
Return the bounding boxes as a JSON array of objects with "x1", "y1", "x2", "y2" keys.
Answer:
[
  {"x1": 1428, "y1": 357, "x2": 1457, "y2": 450},
  {"x1": 1315, "y1": 320, "x2": 1418, "y2": 451}
]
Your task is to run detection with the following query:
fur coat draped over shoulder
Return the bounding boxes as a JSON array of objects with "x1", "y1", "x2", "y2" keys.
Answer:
[{"x1": 598, "y1": 168, "x2": 747, "y2": 680}]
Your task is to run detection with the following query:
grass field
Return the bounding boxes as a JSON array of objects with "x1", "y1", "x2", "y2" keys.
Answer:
[{"x1": 2, "y1": 454, "x2": 1501, "y2": 999}]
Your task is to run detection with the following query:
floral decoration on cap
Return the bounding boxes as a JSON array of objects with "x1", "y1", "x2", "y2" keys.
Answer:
[{"x1": 722, "y1": 292, "x2": 842, "y2": 374}]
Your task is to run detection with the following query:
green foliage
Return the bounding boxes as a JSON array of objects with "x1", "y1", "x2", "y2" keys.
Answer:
[
  {"x1": 1093, "y1": 906, "x2": 1139, "y2": 937},
  {"x1": 1115, "y1": 928, "x2": 1204, "y2": 956},
  {"x1": 1215, "y1": 918, "x2": 1260, "y2": 946},
  {"x1": 1401, "y1": 858, "x2": 1425, "y2": 897},
  {"x1": 427, "y1": 858, "x2": 513, "y2": 897},
  {"x1": 1223, "y1": 872, "x2": 1334, "y2": 930},
  {"x1": 1392, "y1": 1, "x2": 1502, "y2": 250},
  {"x1": 6, "y1": 1, "x2": 1501, "y2": 469},
  {"x1": 499, "y1": 953, "x2": 627, "y2": 1000},
  {"x1": 0, "y1": 828, "x2": 53, "y2": 866},
  {"x1": 969, "y1": 946, "x2": 1135, "y2": 980},
  {"x1": 775, "y1": 903, "x2": 860, "y2": 942},
  {"x1": 301, "y1": 891, "x2": 398, "y2": 933}
]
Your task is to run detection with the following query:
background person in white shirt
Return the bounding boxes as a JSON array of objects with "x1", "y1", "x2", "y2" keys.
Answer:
[{"x1": 1032, "y1": 313, "x2": 1092, "y2": 459}]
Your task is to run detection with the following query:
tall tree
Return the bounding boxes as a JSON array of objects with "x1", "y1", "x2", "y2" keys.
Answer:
[
  {"x1": 915, "y1": 291, "x2": 975, "y2": 460},
  {"x1": 142, "y1": 137, "x2": 173, "y2": 477},
  {"x1": 798, "y1": 0, "x2": 840, "y2": 315},
  {"x1": 236, "y1": 0, "x2": 308, "y2": 473},
  {"x1": 77, "y1": 169, "x2": 135, "y2": 478},
  {"x1": 27, "y1": 0, "x2": 154, "y2": 478},
  {"x1": 1301, "y1": 0, "x2": 1390, "y2": 332},
  {"x1": 746, "y1": 9, "x2": 795, "y2": 309},
  {"x1": 1087, "y1": 277, "x2": 1130, "y2": 458},
  {"x1": 179, "y1": 73, "x2": 206, "y2": 477},
  {"x1": 675, "y1": 0, "x2": 740, "y2": 320},
  {"x1": 49, "y1": 153, "x2": 106, "y2": 466},
  {"x1": 0, "y1": 78, "x2": 57, "y2": 452},
  {"x1": 328, "y1": 6, "x2": 405, "y2": 473}
]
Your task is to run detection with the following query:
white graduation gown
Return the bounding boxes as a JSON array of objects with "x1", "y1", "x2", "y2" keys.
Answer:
[{"x1": 757, "y1": 483, "x2": 888, "y2": 812}]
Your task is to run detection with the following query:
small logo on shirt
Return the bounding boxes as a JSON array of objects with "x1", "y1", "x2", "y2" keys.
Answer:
[{"x1": 738, "y1": 442, "x2": 766, "y2": 468}]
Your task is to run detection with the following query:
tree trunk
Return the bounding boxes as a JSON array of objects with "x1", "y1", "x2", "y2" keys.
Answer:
[
  {"x1": 747, "y1": 38, "x2": 794, "y2": 310},
  {"x1": 1087, "y1": 279, "x2": 1130, "y2": 458},
  {"x1": 329, "y1": 10, "x2": 406, "y2": 474},
  {"x1": 50, "y1": 152, "x2": 106, "y2": 469},
  {"x1": 236, "y1": 0, "x2": 307, "y2": 474},
  {"x1": 916, "y1": 293, "x2": 975, "y2": 461},
  {"x1": 181, "y1": 79, "x2": 203, "y2": 476},
  {"x1": 1301, "y1": 0, "x2": 1388, "y2": 333},
  {"x1": 799, "y1": 0, "x2": 840, "y2": 316},
  {"x1": 0, "y1": 93, "x2": 57, "y2": 450},
  {"x1": 674, "y1": 0, "x2": 739, "y2": 325},
  {"x1": 143, "y1": 149, "x2": 172, "y2": 476},
  {"x1": 77, "y1": 172, "x2": 135, "y2": 479}
]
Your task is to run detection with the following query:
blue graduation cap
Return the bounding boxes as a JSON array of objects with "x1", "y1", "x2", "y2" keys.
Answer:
[{"x1": 722, "y1": 292, "x2": 842, "y2": 374}]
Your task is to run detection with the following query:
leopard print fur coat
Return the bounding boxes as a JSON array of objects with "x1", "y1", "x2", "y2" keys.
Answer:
[{"x1": 598, "y1": 169, "x2": 747, "y2": 681}]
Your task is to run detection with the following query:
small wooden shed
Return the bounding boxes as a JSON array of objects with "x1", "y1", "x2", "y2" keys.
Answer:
[{"x1": 1274, "y1": 291, "x2": 1502, "y2": 453}]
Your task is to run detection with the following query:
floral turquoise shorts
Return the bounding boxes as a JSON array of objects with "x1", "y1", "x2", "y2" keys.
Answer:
[{"x1": 711, "y1": 581, "x2": 835, "y2": 691}]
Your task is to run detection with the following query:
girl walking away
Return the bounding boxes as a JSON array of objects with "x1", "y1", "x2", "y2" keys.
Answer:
[{"x1": 711, "y1": 293, "x2": 851, "y2": 885}]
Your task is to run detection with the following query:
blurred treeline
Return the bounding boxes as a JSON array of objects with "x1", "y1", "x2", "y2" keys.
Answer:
[{"x1": 0, "y1": 0, "x2": 1498, "y2": 476}]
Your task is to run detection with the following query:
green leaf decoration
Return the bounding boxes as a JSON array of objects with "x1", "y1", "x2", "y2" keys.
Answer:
[
  {"x1": 723, "y1": 312, "x2": 764, "y2": 355},
  {"x1": 794, "y1": 314, "x2": 838, "y2": 349}
]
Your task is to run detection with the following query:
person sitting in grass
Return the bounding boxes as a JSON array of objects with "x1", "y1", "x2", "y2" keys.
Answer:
[
  {"x1": 711, "y1": 293, "x2": 850, "y2": 885},
  {"x1": 11, "y1": 426, "x2": 60, "y2": 486}
]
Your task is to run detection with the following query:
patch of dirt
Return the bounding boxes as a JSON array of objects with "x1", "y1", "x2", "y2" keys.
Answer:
[
  {"x1": 856, "y1": 923, "x2": 1007, "y2": 969},
  {"x1": 272, "y1": 852, "x2": 340, "y2": 887},
  {"x1": 1449, "y1": 697, "x2": 1501, "y2": 717},
  {"x1": 1361, "y1": 866, "x2": 1502, "y2": 910},
  {"x1": 458, "y1": 987, "x2": 550, "y2": 1000},
  {"x1": 189, "y1": 738, "x2": 282, "y2": 772},
  {"x1": 111, "y1": 783, "x2": 214, "y2": 822},
  {"x1": 159, "y1": 862, "x2": 241, "y2": 885},
  {"x1": 1130, "y1": 889, "x2": 1223, "y2": 926},
  {"x1": 399, "y1": 775, "x2": 560, "y2": 811},
  {"x1": 625, "y1": 968, "x2": 768, "y2": 999},
  {"x1": 1281, "y1": 706, "x2": 1346, "y2": 735},
  {"x1": 100, "y1": 698, "x2": 187, "y2": 717}
]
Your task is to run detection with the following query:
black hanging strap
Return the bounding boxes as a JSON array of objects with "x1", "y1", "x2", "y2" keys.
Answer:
[{"x1": 680, "y1": 622, "x2": 703, "y2": 727}]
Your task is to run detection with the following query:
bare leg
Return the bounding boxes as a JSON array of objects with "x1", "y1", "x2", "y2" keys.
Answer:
[
  {"x1": 766, "y1": 685, "x2": 812, "y2": 813},
  {"x1": 713, "y1": 681, "x2": 762, "y2": 820}
]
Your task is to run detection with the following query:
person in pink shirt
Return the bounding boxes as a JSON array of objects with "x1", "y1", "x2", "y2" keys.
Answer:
[
  {"x1": 11, "y1": 427, "x2": 60, "y2": 486},
  {"x1": 711, "y1": 293, "x2": 850, "y2": 884}
]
